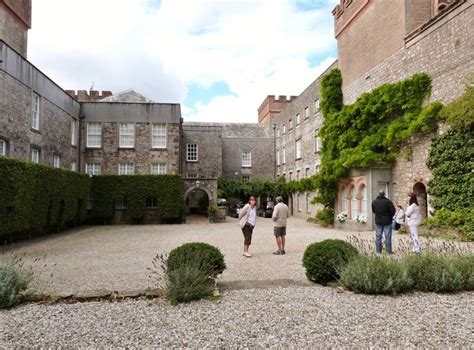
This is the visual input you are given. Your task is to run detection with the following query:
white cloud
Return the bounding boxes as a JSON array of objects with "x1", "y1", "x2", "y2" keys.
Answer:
[{"x1": 29, "y1": 0, "x2": 338, "y2": 122}]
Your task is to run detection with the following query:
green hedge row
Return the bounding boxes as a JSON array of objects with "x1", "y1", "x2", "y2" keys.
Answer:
[
  {"x1": 0, "y1": 157, "x2": 90, "y2": 239},
  {"x1": 90, "y1": 175, "x2": 184, "y2": 223}
]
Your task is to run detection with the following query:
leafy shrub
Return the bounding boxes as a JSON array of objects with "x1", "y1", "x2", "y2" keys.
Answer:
[
  {"x1": 402, "y1": 254, "x2": 465, "y2": 293},
  {"x1": 302, "y1": 239, "x2": 358, "y2": 285},
  {"x1": 166, "y1": 264, "x2": 215, "y2": 305},
  {"x1": 450, "y1": 255, "x2": 474, "y2": 290},
  {"x1": 339, "y1": 255, "x2": 412, "y2": 295},
  {"x1": 167, "y1": 242, "x2": 226, "y2": 277},
  {"x1": 315, "y1": 208, "x2": 334, "y2": 227},
  {"x1": 0, "y1": 261, "x2": 30, "y2": 309}
]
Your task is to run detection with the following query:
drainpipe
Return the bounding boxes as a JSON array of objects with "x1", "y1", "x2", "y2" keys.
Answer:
[{"x1": 78, "y1": 106, "x2": 86, "y2": 172}]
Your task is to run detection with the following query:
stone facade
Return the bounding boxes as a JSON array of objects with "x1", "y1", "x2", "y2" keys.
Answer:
[
  {"x1": 65, "y1": 90, "x2": 112, "y2": 102},
  {"x1": 0, "y1": 42, "x2": 80, "y2": 169},
  {"x1": 257, "y1": 95, "x2": 297, "y2": 125},
  {"x1": 0, "y1": 0, "x2": 31, "y2": 58}
]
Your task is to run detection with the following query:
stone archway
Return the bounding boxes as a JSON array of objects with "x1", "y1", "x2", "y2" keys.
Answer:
[
  {"x1": 413, "y1": 182, "x2": 428, "y2": 218},
  {"x1": 184, "y1": 186, "x2": 211, "y2": 215}
]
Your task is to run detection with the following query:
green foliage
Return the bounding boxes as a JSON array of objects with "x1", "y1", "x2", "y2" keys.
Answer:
[
  {"x1": 91, "y1": 175, "x2": 183, "y2": 223},
  {"x1": 314, "y1": 208, "x2": 334, "y2": 227},
  {"x1": 402, "y1": 254, "x2": 465, "y2": 293},
  {"x1": 0, "y1": 157, "x2": 90, "y2": 239},
  {"x1": 167, "y1": 242, "x2": 226, "y2": 278},
  {"x1": 451, "y1": 255, "x2": 474, "y2": 290},
  {"x1": 339, "y1": 255, "x2": 412, "y2": 295},
  {"x1": 0, "y1": 261, "x2": 30, "y2": 309},
  {"x1": 166, "y1": 264, "x2": 215, "y2": 305},
  {"x1": 302, "y1": 239, "x2": 359, "y2": 285},
  {"x1": 438, "y1": 86, "x2": 474, "y2": 128},
  {"x1": 320, "y1": 67, "x2": 343, "y2": 117},
  {"x1": 217, "y1": 176, "x2": 288, "y2": 201}
]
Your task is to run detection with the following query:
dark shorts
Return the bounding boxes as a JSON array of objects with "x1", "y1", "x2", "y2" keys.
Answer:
[
  {"x1": 274, "y1": 226, "x2": 286, "y2": 237},
  {"x1": 242, "y1": 223, "x2": 254, "y2": 245}
]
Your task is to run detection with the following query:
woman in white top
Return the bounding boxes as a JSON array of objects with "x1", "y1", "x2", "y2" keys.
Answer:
[
  {"x1": 406, "y1": 193, "x2": 422, "y2": 253},
  {"x1": 238, "y1": 196, "x2": 258, "y2": 258},
  {"x1": 392, "y1": 204, "x2": 405, "y2": 230}
]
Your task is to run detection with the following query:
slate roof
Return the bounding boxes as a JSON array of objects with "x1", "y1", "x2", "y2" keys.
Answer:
[
  {"x1": 98, "y1": 89, "x2": 155, "y2": 103},
  {"x1": 183, "y1": 122, "x2": 273, "y2": 138}
]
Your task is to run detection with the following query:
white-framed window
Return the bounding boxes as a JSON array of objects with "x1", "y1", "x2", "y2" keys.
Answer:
[
  {"x1": 351, "y1": 186, "x2": 358, "y2": 220},
  {"x1": 115, "y1": 198, "x2": 128, "y2": 209},
  {"x1": 87, "y1": 122, "x2": 102, "y2": 148},
  {"x1": 119, "y1": 123, "x2": 135, "y2": 148},
  {"x1": 361, "y1": 185, "x2": 368, "y2": 217},
  {"x1": 187, "y1": 144, "x2": 198, "y2": 162},
  {"x1": 86, "y1": 162, "x2": 101, "y2": 175},
  {"x1": 314, "y1": 99, "x2": 320, "y2": 113},
  {"x1": 295, "y1": 139, "x2": 302, "y2": 159},
  {"x1": 242, "y1": 175, "x2": 250, "y2": 182},
  {"x1": 282, "y1": 146, "x2": 286, "y2": 164},
  {"x1": 146, "y1": 197, "x2": 158, "y2": 208},
  {"x1": 0, "y1": 140, "x2": 7, "y2": 156},
  {"x1": 53, "y1": 155, "x2": 60, "y2": 168},
  {"x1": 296, "y1": 113, "x2": 300, "y2": 125},
  {"x1": 186, "y1": 173, "x2": 198, "y2": 179},
  {"x1": 289, "y1": 119, "x2": 293, "y2": 130},
  {"x1": 277, "y1": 129, "x2": 280, "y2": 138},
  {"x1": 276, "y1": 149, "x2": 280, "y2": 166},
  {"x1": 152, "y1": 123, "x2": 166, "y2": 148},
  {"x1": 241, "y1": 151, "x2": 251, "y2": 167},
  {"x1": 31, "y1": 148, "x2": 40, "y2": 163},
  {"x1": 118, "y1": 163, "x2": 134, "y2": 175},
  {"x1": 32, "y1": 93, "x2": 40, "y2": 130},
  {"x1": 315, "y1": 134, "x2": 322, "y2": 153},
  {"x1": 379, "y1": 182, "x2": 389, "y2": 198},
  {"x1": 71, "y1": 119, "x2": 78, "y2": 146},
  {"x1": 341, "y1": 187, "x2": 347, "y2": 212},
  {"x1": 71, "y1": 162, "x2": 77, "y2": 171},
  {"x1": 151, "y1": 163, "x2": 166, "y2": 174},
  {"x1": 283, "y1": 124, "x2": 286, "y2": 134},
  {"x1": 304, "y1": 106, "x2": 309, "y2": 119}
]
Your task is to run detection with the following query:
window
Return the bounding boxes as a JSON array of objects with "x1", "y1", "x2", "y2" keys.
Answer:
[
  {"x1": 283, "y1": 124, "x2": 286, "y2": 134},
  {"x1": 276, "y1": 149, "x2": 280, "y2": 166},
  {"x1": 304, "y1": 107, "x2": 309, "y2": 119},
  {"x1": 295, "y1": 139, "x2": 302, "y2": 159},
  {"x1": 87, "y1": 195, "x2": 94, "y2": 210},
  {"x1": 296, "y1": 113, "x2": 300, "y2": 125},
  {"x1": 32, "y1": 93, "x2": 40, "y2": 130},
  {"x1": 315, "y1": 165, "x2": 321, "y2": 173},
  {"x1": 351, "y1": 186, "x2": 358, "y2": 220},
  {"x1": 118, "y1": 163, "x2": 134, "y2": 175},
  {"x1": 341, "y1": 187, "x2": 347, "y2": 212},
  {"x1": 306, "y1": 193, "x2": 312, "y2": 213},
  {"x1": 242, "y1": 175, "x2": 250, "y2": 182},
  {"x1": 379, "y1": 182, "x2": 389, "y2": 198},
  {"x1": 282, "y1": 146, "x2": 286, "y2": 164},
  {"x1": 241, "y1": 151, "x2": 251, "y2": 167},
  {"x1": 71, "y1": 162, "x2": 77, "y2": 171},
  {"x1": 296, "y1": 170, "x2": 300, "y2": 181},
  {"x1": 71, "y1": 119, "x2": 78, "y2": 146},
  {"x1": 297, "y1": 193, "x2": 304, "y2": 212},
  {"x1": 314, "y1": 99, "x2": 320, "y2": 113},
  {"x1": 305, "y1": 168, "x2": 310, "y2": 178},
  {"x1": 361, "y1": 185, "x2": 368, "y2": 217},
  {"x1": 151, "y1": 163, "x2": 166, "y2": 174},
  {"x1": 31, "y1": 148, "x2": 40, "y2": 163},
  {"x1": 277, "y1": 129, "x2": 280, "y2": 138},
  {"x1": 315, "y1": 132, "x2": 322, "y2": 153},
  {"x1": 146, "y1": 197, "x2": 158, "y2": 208},
  {"x1": 53, "y1": 155, "x2": 60, "y2": 168},
  {"x1": 0, "y1": 140, "x2": 7, "y2": 156},
  {"x1": 119, "y1": 123, "x2": 135, "y2": 148},
  {"x1": 186, "y1": 173, "x2": 198, "y2": 179},
  {"x1": 115, "y1": 198, "x2": 128, "y2": 209},
  {"x1": 86, "y1": 162, "x2": 101, "y2": 175},
  {"x1": 152, "y1": 123, "x2": 166, "y2": 148},
  {"x1": 187, "y1": 144, "x2": 198, "y2": 162},
  {"x1": 289, "y1": 119, "x2": 293, "y2": 130},
  {"x1": 87, "y1": 123, "x2": 102, "y2": 148}
]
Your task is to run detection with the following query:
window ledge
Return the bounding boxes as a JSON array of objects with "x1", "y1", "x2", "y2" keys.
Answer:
[{"x1": 30, "y1": 128, "x2": 41, "y2": 134}]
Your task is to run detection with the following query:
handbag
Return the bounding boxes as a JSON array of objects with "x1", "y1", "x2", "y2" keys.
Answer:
[{"x1": 394, "y1": 222, "x2": 401, "y2": 230}]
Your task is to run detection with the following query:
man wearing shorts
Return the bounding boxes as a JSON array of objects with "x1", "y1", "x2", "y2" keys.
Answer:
[{"x1": 272, "y1": 196, "x2": 289, "y2": 255}]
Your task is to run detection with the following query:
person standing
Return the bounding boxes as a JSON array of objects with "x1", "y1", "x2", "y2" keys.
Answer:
[
  {"x1": 371, "y1": 190, "x2": 396, "y2": 254},
  {"x1": 392, "y1": 203, "x2": 405, "y2": 231},
  {"x1": 238, "y1": 196, "x2": 258, "y2": 258},
  {"x1": 272, "y1": 196, "x2": 289, "y2": 255},
  {"x1": 406, "y1": 193, "x2": 422, "y2": 253}
]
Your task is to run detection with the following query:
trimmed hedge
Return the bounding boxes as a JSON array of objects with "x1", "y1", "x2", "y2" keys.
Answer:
[
  {"x1": 0, "y1": 157, "x2": 90, "y2": 239},
  {"x1": 90, "y1": 175, "x2": 184, "y2": 223},
  {"x1": 167, "y1": 242, "x2": 226, "y2": 277}
]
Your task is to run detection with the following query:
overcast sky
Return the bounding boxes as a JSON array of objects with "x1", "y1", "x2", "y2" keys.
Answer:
[{"x1": 29, "y1": 0, "x2": 338, "y2": 123}]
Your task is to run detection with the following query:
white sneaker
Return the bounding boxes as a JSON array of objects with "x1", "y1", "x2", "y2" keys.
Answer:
[{"x1": 243, "y1": 252, "x2": 252, "y2": 258}]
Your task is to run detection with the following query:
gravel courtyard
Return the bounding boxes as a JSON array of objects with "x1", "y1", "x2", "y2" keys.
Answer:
[{"x1": 1, "y1": 217, "x2": 473, "y2": 348}]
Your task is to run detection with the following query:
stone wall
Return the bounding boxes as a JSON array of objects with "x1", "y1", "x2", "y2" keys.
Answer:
[
  {"x1": 0, "y1": 0, "x2": 30, "y2": 57},
  {"x1": 0, "y1": 70, "x2": 79, "y2": 168}
]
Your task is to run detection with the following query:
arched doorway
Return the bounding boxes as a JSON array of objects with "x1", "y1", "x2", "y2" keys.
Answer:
[
  {"x1": 185, "y1": 188, "x2": 209, "y2": 215},
  {"x1": 413, "y1": 182, "x2": 428, "y2": 218}
]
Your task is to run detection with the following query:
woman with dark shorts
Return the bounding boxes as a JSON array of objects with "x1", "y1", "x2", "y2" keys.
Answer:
[{"x1": 238, "y1": 196, "x2": 257, "y2": 258}]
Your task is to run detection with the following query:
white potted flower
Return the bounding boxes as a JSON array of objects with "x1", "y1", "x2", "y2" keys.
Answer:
[
  {"x1": 337, "y1": 211, "x2": 348, "y2": 223},
  {"x1": 356, "y1": 213, "x2": 367, "y2": 224}
]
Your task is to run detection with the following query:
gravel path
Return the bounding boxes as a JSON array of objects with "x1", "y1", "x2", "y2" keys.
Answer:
[
  {"x1": 1, "y1": 216, "x2": 379, "y2": 295},
  {"x1": 2, "y1": 286, "x2": 473, "y2": 348}
]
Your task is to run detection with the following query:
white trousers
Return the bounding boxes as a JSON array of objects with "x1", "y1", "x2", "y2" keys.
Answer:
[{"x1": 409, "y1": 225, "x2": 421, "y2": 253}]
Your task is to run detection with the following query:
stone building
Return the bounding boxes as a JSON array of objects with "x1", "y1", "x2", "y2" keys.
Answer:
[{"x1": 0, "y1": 0, "x2": 30, "y2": 57}]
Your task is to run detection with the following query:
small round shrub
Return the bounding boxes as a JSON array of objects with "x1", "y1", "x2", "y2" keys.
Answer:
[
  {"x1": 449, "y1": 254, "x2": 474, "y2": 291},
  {"x1": 302, "y1": 239, "x2": 358, "y2": 285},
  {"x1": 339, "y1": 255, "x2": 413, "y2": 295},
  {"x1": 402, "y1": 254, "x2": 464, "y2": 293},
  {"x1": 167, "y1": 242, "x2": 226, "y2": 277},
  {"x1": 315, "y1": 208, "x2": 334, "y2": 227},
  {"x1": 166, "y1": 265, "x2": 215, "y2": 305},
  {"x1": 0, "y1": 262, "x2": 30, "y2": 309}
]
